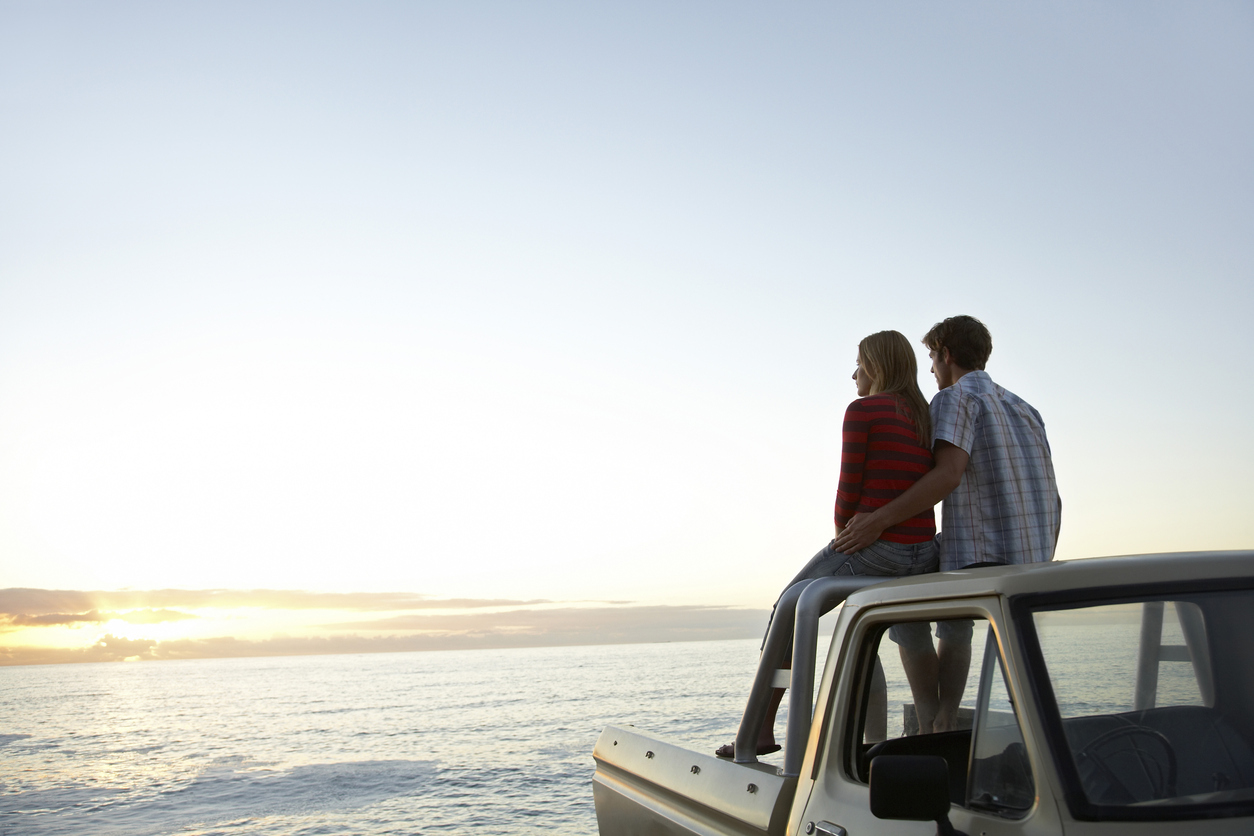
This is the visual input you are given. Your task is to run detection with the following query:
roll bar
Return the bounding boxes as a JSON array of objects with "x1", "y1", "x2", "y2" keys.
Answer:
[{"x1": 733, "y1": 575, "x2": 884, "y2": 776}]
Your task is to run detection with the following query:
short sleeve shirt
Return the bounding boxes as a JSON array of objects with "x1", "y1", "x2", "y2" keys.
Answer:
[{"x1": 930, "y1": 371, "x2": 1061, "y2": 571}]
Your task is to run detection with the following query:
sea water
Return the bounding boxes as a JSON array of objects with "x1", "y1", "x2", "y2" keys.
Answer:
[
  {"x1": 0, "y1": 620, "x2": 1200, "y2": 835},
  {"x1": 0, "y1": 640, "x2": 770, "y2": 836}
]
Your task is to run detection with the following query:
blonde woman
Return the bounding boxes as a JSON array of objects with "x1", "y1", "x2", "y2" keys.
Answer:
[{"x1": 716, "y1": 330, "x2": 937, "y2": 758}]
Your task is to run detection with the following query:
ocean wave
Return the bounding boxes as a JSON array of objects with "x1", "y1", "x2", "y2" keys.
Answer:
[{"x1": 6, "y1": 759, "x2": 439, "y2": 836}]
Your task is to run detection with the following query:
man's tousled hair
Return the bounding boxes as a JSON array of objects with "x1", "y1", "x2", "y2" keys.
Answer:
[{"x1": 922, "y1": 315, "x2": 992, "y2": 371}]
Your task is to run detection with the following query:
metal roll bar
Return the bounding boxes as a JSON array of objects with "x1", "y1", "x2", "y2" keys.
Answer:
[{"x1": 734, "y1": 575, "x2": 884, "y2": 776}]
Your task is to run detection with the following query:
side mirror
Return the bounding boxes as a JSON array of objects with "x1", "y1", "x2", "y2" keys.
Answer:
[{"x1": 869, "y1": 755, "x2": 966, "y2": 836}]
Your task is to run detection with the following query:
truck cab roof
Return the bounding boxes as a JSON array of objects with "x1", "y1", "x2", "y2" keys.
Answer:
[{"x1": 844, "y1": 550, "x2": 1254, "y2": 607}]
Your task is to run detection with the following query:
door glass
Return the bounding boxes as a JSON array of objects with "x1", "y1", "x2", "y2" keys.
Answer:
[
  {"x1": 1034, "y1": 601, "x2": 1210, "y2": 715},
  {"x1": 859, "y1": 618, "x2": 987, "y2": 746},
  {"x1": 851, "y1": 616, "x2": 1035, "y2": 815},
  {"x1": 967, "y1": 626, "x2": 1034, "y2": 816},
  {"x1": 853, "y1": 617, "x2": 988, "y2": 804},
  {"x1": 1030, "y1": 594, "x2": 1254, "y2": 815}
]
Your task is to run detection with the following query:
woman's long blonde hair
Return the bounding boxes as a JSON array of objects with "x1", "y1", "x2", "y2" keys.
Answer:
[{"x1": 858, "y1": 330, "x2": 932, "y2": 448}]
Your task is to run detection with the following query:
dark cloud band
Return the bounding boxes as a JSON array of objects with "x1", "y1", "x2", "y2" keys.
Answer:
[
  {"x1": 0, "y1": 588, "x2": 552, "y2": 617},
  {"x1": 0, "y1": 604, "x2": 769, "y2": 666}
]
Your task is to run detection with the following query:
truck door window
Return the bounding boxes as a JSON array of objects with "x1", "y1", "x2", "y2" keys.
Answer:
[
  {"x1": 967, "y1": 626, "x2": 1034, "y2": 816},
  {"x1": 1034, "y1": 601, "x2": 1211, "y2": 714},
  {"x1": 1029, "y1": 593, "x2": 1254, "y2": 817},
  {"x1": 852, "y1": 617, "x2": 1033, "y2": 815},
  {"x1": 856, "y1": 619, "x2": 986, "y2": 747}
]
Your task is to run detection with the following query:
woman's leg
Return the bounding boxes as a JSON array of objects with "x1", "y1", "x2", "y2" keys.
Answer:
[
  {"x1": 719, "y1": 541, "x2": 854, "y2": 757},
  {"x1": 757, "y1": 540, "x2": 933, "y2": 748},
  {"x1": 759, "y1": 540, "x2": 856, "y2": 652},
  {"x1": 837, "y1": 538, "x2": 938, "y2": 578},
  {"x1": 722, "y1": 539, "x2": 938, "y2": 756},
  {"x1": 758, "y1": 541, "x2": 855, "y2": 743}
]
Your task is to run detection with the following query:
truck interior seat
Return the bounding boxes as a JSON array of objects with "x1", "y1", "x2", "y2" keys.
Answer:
[
  {"x1": 862, "y1": 729, "x2": 972, "y2": 802},
  {"x1": 1062, "y1": 706, "x2": 1254, "y2": 802}
]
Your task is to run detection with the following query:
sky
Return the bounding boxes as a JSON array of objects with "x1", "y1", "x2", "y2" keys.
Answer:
[{"x1": 2, "y1": 2, "x2": 1252, "y2": 664}]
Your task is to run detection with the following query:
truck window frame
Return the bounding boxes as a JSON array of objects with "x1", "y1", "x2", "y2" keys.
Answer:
[
  {"x1": 965, "y1": 623, "x2": 1035, "y2": 818},
  {"x1": 1011, "y1": 576, "x2": 1254, "y2": 823},
  {"x1": 827, "y1": 601, "x2": 1014, "y2": 796}
]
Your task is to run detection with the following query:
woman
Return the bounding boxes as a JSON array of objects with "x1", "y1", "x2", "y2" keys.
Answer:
[{"x1": 716, "y1": 329, "x2": 937, "y2": 758}]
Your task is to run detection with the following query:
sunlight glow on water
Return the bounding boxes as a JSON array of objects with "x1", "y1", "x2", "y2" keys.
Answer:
[{"x1": 0, "y1": 640, "x2": 774, "y2": 835}]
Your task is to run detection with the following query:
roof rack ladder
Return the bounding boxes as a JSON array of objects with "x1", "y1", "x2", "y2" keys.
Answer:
[{"x1": 1134, "y1": 600, "x2": 1214, "y2": 710}]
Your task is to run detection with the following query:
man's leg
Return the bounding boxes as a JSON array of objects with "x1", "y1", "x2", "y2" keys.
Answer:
[
  {"x1": 865, "y1": 656, "x2": 888, "y2": 743},
  {"x1": 898, "y1": 644, "x2": 940, "y2": 735},
  {"x1": 891, "y1": 622, "x2": 940, "y2": 735},
  {"x1": 932, "y1": 619, "x2": 975, "y2": 732}
]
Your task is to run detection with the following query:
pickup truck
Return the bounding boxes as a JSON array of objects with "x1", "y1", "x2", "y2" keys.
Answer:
[{"x1": 592, "y1": 550, "x2": 1254, "y2": 835}]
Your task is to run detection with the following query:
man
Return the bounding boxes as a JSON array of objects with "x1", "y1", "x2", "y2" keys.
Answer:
[{"x1": 832, "y1": 315, "x2": 1060, "y2": 733}]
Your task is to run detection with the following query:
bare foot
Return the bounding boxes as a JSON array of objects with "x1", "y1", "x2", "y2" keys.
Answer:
[{"x1": 932, "y1": 707, "x2": 958, "y2": 733}]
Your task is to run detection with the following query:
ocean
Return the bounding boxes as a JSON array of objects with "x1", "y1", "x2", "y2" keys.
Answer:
[
  {"x1": 0, "y1": 615, "x2": 1199, "y2": 835},
  {"x1": 0, "y1": 639, "x2": 772, "y2": 836}
]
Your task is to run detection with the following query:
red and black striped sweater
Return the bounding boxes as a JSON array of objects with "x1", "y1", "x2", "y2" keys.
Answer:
[{"x1": 834, "y1": 393, "x2": 936, "y2": 545}]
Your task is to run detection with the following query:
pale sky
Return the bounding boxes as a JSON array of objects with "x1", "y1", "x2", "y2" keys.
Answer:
[{"x1": 2, "y1": 1, "x2": 1252, "y2": 625}]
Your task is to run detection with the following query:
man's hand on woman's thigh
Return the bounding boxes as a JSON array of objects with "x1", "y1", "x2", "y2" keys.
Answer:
[{"x1": 832, "y1": 513, "x2": 886, "y2": 554}]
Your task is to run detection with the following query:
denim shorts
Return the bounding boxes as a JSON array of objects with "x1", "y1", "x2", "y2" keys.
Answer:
[
  {"x1": 885, "y1": 561, "x2": 1002, "y2": 650},
  {"x1": 887, "y1": 619, "x2": 975, "y2": 652}
]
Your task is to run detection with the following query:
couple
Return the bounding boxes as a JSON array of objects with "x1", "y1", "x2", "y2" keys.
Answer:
[{"x1": 717, "y1": 315, "x2": 1060, "y2": 759}]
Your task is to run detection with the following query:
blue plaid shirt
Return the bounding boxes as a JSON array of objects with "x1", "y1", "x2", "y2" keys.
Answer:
[{"x1": 931, "y1": 371, "x2": 1061, "y2": 571}]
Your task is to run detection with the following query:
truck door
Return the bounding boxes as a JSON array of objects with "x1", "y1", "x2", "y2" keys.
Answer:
[{"x1": 794, "y1": 600, "x2": 1062, "y2": 836}]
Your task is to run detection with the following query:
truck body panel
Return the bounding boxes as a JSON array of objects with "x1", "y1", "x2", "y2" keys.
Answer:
[
  {"x1": 593, "y1": 552, "x2": 1254, "y2": 836},
  {"x1": 593, "y1": 725, "x2": 796, "y2": 836}
]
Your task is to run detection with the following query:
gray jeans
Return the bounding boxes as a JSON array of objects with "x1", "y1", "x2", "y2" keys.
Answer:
[{"x1": 762, "y1": 537, "x2": 939, "y2": 651}]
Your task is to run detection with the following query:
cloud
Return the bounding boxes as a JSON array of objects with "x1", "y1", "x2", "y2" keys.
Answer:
[
  {"x1": 5, "y1": 610, "x2": 105, "y2": 626},
  {"x1": 0, "y1": 605, "x2": 770, "y2": 667},
  {"x1": 117, "y1": 608, "x2": 200, "y2": 624},
  {"x1": 327, "y1": 604, "x2": 767, "y2": 642},
  {"x1": 4, "y1": 608, "x2": 198, "y2": 627},
  {"x1": 0, "y1": 588, "x2": 552, "y2": 619},
  {"x1": 0, "y1": 586, "x2": 772, "y2": 667}
]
